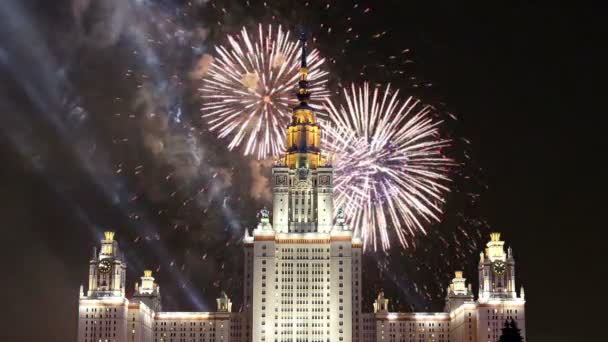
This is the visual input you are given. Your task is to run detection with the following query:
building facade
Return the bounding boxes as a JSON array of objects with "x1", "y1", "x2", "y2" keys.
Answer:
[{"x1": 77, "y1": 37, "x2": 526, "y2": 342}]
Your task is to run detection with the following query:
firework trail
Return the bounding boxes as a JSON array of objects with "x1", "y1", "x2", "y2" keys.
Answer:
[
  {"x1": 199, "y1": 24, "x2": 329, "y2": 159},
  {"x1": 323, "y1": 83, "x2": 454, "y2": 251}
]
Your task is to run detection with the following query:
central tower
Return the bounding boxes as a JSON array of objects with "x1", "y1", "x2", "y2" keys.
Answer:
[
  {"x1": 272, "y1": 31, "x2": 333, "y2": 234},
  {"x1": 244, "y1": 32, "x2": 363, "y2": 342}
]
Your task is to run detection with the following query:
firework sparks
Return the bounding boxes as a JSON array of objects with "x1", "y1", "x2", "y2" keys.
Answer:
[
  {"x1": 323, "y1": 83, "x2": 454, "y2": 251},
  {"x1": 199, "y1": 24, "x2": 329, "y2": 159}
]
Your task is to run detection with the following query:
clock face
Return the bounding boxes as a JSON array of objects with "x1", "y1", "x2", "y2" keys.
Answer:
[
  {"x1": 297, "y1": 167, "x2": 309, "y2": 180},
  {"x1": 98, "y1": 259, "x2": 113, "y2": 274},
  {"x1": 492, "y1": 260, "x2": 506, "y2": 275}
]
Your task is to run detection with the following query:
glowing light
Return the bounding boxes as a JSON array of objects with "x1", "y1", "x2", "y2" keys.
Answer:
[
  {"x1": 199, "y1": 24, "x2": 329, "y2": 159},
  {"x1": 323, "y1": 83, "x2": 454, "y2": 251},
  {"x1": 103, "y1": 231, "x2": 115, "y2": 241}
]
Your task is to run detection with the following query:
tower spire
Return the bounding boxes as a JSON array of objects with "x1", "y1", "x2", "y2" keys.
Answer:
[
  {"x1": 281, "y1": 27, "x2": 324, "y2": 169},
  {"x1": 300, "y1": 29, "x2": 308, "y2": 69},
  {"x1": 297, "y1": 29, "x2": 311, "y2": 104}
]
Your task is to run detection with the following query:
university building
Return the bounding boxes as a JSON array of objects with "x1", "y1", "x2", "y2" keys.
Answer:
[{"x1": 77, "y1": 36, "x2": 526, "y2": 342}]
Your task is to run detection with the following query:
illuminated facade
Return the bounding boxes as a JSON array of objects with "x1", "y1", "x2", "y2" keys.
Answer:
[
  {"x1": 77, "y1": 36, "x2": 525, "y2": 342},
  {"x1": 240, "y1": 32, "x2": 361, "y2": 342},
  {"x1": 77, "y1": 240, "x2": 233, "y2": 342},
  {"x1": 370, "y1": 232, "x2": 526, "y2": 342}
]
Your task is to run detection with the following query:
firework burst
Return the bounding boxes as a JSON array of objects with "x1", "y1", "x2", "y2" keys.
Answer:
[
  {"x1": 199, "y1": 24, "x2": 329, "y2": 159},
  {"x1": 323, "y1": 83, "x2": 454, "y2": 251}
]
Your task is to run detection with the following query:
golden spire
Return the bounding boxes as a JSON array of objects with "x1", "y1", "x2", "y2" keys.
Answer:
[
  {"x1": 144, "y1": 270, "x2": 153, "y2": 277},
  {"x1": 282, "y1": 30, "x2": 324, "y2": 169},
  {"x1": 296, "y1": 30, "x2": 311, "y2": 105}
]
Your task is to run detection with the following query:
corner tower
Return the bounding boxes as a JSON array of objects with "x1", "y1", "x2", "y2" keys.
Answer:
[
  {"x1": 478, "y1": 232, "x2": 519, "y2": 300},
  {"x1": 474, "y1": 232, "x2": 526, "y2": 342},
  {"x1": 78, "y1": 232, "x2": 129, "y2": 342},
  {"x1": 85, "y1": 231, "x2": 127, "y2": 298}
]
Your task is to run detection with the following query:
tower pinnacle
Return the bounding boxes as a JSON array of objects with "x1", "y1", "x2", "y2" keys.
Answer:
[
  {"x1": 300, "y1": 29, "x2": 308, "y2": 69},
  {"x1": 281, "y1": 28, "x2": 324, "y2": 169},
  {"x1": 296, "y1": 30, "x2": 311, "y2": 104}
]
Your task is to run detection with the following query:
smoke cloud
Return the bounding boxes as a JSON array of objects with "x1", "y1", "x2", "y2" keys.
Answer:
[{"x1": 249, "y1": 159, "x2": 273, "y2": 203}]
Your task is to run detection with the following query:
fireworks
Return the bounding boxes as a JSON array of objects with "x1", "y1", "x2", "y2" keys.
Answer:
[
  {"x1": 323, "y1": 83, "x2": 454, "y2": 251},
  {"x1": 199, "y1": 24, "x2": 330, "y2": 159}
]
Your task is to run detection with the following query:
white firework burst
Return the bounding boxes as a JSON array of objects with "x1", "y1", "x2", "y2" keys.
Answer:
[
  {"x1": 323, "y1": 83, "x2": 454, "y2": 251},
  {"x1": 199, "y1": 24, "x2": 329, "y2": 159}
]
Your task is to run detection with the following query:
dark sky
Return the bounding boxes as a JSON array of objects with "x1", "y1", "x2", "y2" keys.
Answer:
[{"x1": 0, "y1": 1, "x2": 601, "y2": 341}]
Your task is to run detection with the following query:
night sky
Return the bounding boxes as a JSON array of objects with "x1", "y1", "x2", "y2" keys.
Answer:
[{"x1": 0, "y1": 1, "x2": 600, "y2": 341}]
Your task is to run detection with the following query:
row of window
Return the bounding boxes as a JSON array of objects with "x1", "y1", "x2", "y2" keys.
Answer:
[
  {"x1": 85, "y1": 308, "x2": 119, "y2": 312},
  {"x1": 84, "y1": 320, "x2": 118, "y2": 324},
  {"x1": 155, "y1": 328, "x2": 216, "y2": 332},
  {"x1": 156, "y1": 322, "x2": 216, "y2": 326},
  {"x1": 383, "y1": 322, "x2": 450, "y2": 327}
]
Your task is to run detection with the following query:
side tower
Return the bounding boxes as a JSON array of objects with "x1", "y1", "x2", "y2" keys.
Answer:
[
  {"x1": 444, "y1": 232, "x2": 527, "y2": 342},
  {"x1": 86, "y1": 231, "x2": 127, "y2": 298},
  {"x1": 475, "y1": 232, "x2": 526, "y2": 341},
  {"x1": 444, "y1": 271, "x2": 474, "y2": 312},
  {"x1": 479, "y1": 232, "x2": 517, "y2": 300},
  {"x1": 444, "y1": 272, "x2": 476, "y2": 342},
  {"x1": 129, "y1": 270, "x2": 159, "y2": 342},
  {"x1": 250, "y1": 31, "x2": 362, "y2": 342},
  {"x1": 77, "y1": 231, "x2": 129, "y2": 342},
  {"x1": 133, "y1": 270, "x2": 162, "y2": 312}
]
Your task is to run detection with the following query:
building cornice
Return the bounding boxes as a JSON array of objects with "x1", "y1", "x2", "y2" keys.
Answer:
[
  {"x1": 376, "y1": 312, "x2": 451, "y2": 322},
  {"x1": 79, "y1": 298, "x2": 129, "y2": 307},
  {"x1": 155, "y1": 312, "x2": 231, "y2": 321}
]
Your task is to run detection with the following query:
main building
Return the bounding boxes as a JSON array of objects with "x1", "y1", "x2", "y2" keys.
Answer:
[{"x1": 77, "y1": 36, "x2": 526, "y2": 342}]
